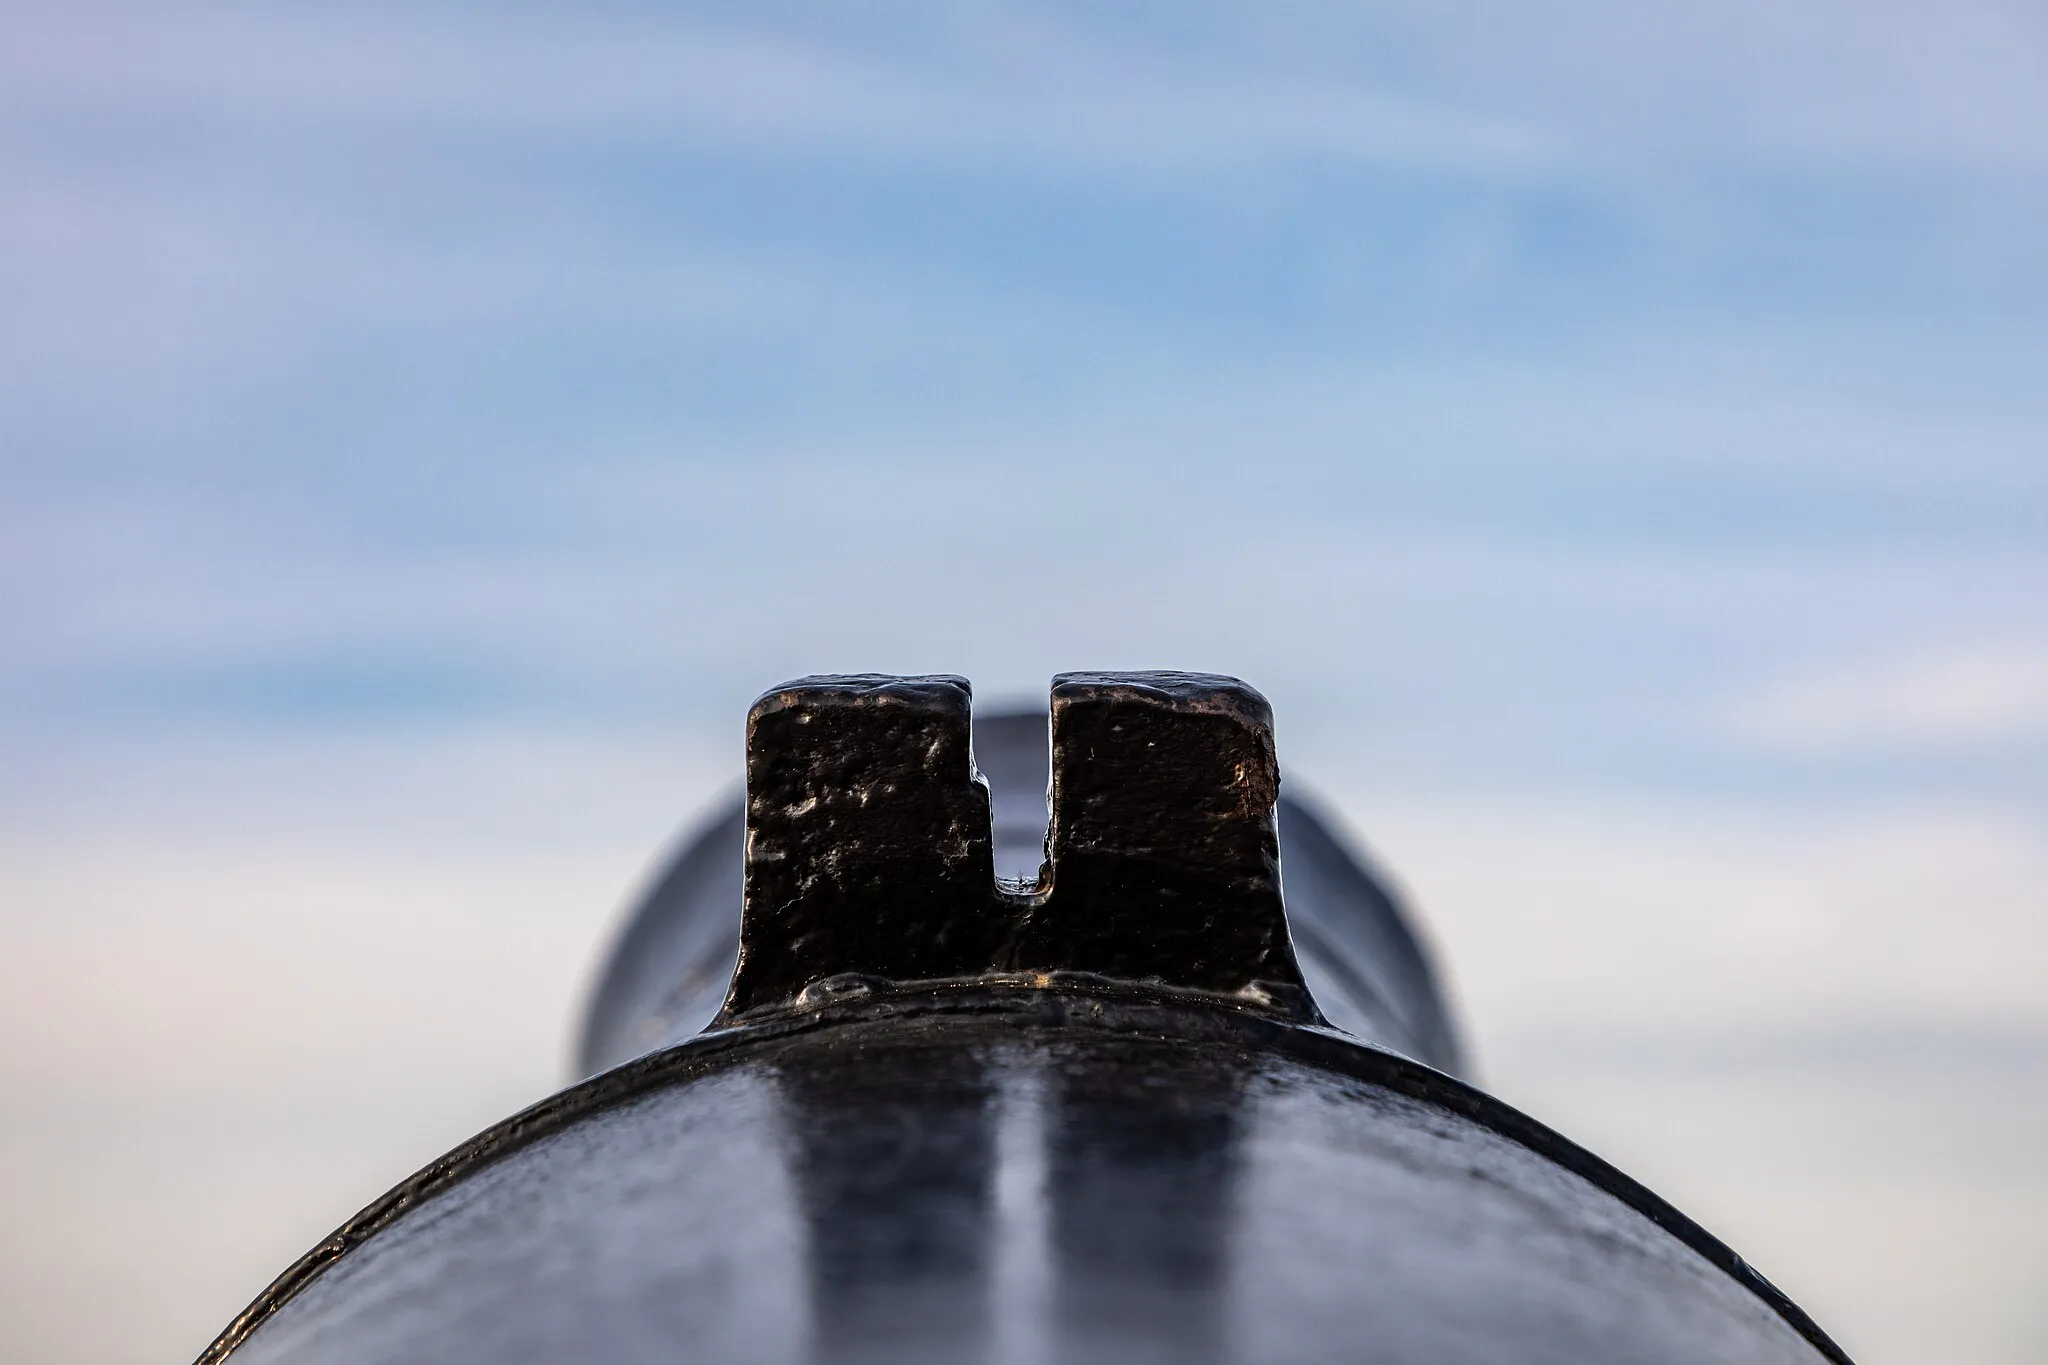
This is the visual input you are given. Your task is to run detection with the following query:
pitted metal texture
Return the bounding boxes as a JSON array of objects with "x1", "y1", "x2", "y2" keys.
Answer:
[{"x1": 724, "y1": 672, "x2": 1314, "y2": 1025}]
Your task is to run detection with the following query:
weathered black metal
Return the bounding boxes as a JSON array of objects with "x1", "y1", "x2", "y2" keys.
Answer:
[
  {"x1": 727, "y1": 674, "x2": 1002, "y2": 1018},
  {"x1": 196, "y1": 671, "x2": 1851, "y2": 1365},
  {"x1": 1004, "y1": 672, "x2": 1307, "y2": 1009},
  {"x1": 725, "y1": 671, "x2": 1311, "y2": 1024}
]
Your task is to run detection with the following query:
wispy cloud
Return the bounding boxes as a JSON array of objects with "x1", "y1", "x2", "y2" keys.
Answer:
[
  {"x1": 1726, "y1": 641, "x2": 2048, "y2": 757},
  {"x1": 1, "y1": 8, "x2": 2044, "y2": 1360},
  {"x1": 0, "y1": 4, "x2": 1554, "y2": 173},
  {"x1": 9, "y1": 2, "x2": 2047, "y2": 173}
]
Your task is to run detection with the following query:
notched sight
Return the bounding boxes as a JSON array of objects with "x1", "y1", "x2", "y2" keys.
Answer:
[{"x1": 718, "y1": 670, "x2": 1316, "y2": 1024}]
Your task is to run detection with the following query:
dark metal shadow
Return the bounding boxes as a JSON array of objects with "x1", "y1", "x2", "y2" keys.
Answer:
[
  {"x1": 1046, "y1": 1047, "x2": 1248, "y2": 1365},
  {"x1": 776, "y1": 1047, "x2": 999, "y2": 1365}
]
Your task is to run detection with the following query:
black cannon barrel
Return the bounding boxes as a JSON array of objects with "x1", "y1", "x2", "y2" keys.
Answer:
[{"x1": 199, "y1": 672, "x2": 1849, "y2": 1365}]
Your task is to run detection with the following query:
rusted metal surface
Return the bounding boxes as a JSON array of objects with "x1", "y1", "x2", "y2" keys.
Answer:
[{"x1": 197, "y1": 671, "x2": 1850, "y2": 1365}]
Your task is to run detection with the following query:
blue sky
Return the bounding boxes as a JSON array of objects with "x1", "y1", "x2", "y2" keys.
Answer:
[
  {"x1": 6, "y1": 2, "x2": 2044, "y2": 790},
  {"x1": 2, "y1": 4, "x2": 2046, "y2": 1362}
]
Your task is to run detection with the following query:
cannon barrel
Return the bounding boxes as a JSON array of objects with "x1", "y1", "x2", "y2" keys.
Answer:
[{"x1": 199, "y1": 672, "x2": 1849, "y2": 1365}]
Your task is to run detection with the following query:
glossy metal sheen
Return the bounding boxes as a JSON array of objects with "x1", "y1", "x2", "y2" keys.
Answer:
[
  {"x1": 198, "y1": 672, "x2": 1849, "y2": 1364},
  {"x1": 207, "y1": 993, "x2": 1842, "y2": 1365}
]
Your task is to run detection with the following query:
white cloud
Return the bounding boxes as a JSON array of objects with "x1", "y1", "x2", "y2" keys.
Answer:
[
  {"x1": 1, "y1": 5, "x2": 2043, "y2": 1361},
  {"x1": 1726, "y1": 641, "x2": 2048, "y2": 756},
  {"x1": 0, "y1": 3, "x2": 1553, "y2": 175},
  {"x1": 7, "y1": 0, "x2": 2047, "y2": 178}
]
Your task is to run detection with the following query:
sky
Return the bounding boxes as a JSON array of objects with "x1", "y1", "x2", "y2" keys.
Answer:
[{"x1": 2, "y1": 2, "x2": 2045, "y2": 1362}]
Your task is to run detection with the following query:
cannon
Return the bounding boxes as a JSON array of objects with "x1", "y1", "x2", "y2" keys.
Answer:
[{"x1": 198, "y1": 672, "x2": 1849, "y2": 1364}]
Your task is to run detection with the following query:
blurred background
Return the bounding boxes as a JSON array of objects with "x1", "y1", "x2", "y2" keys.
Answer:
[{"x1": 3, "y1": 2, "x2": 2045, "y2": 1361}]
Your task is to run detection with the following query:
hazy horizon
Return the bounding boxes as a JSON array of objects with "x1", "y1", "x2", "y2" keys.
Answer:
[{"x1": 3, "y1": 3, "x2": 2044, "y2": 1361}]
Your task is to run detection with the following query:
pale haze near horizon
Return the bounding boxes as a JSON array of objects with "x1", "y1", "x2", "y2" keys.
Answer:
[{"x1": 2, "y1": 3, "x2": 2045, "y2": 1362}]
